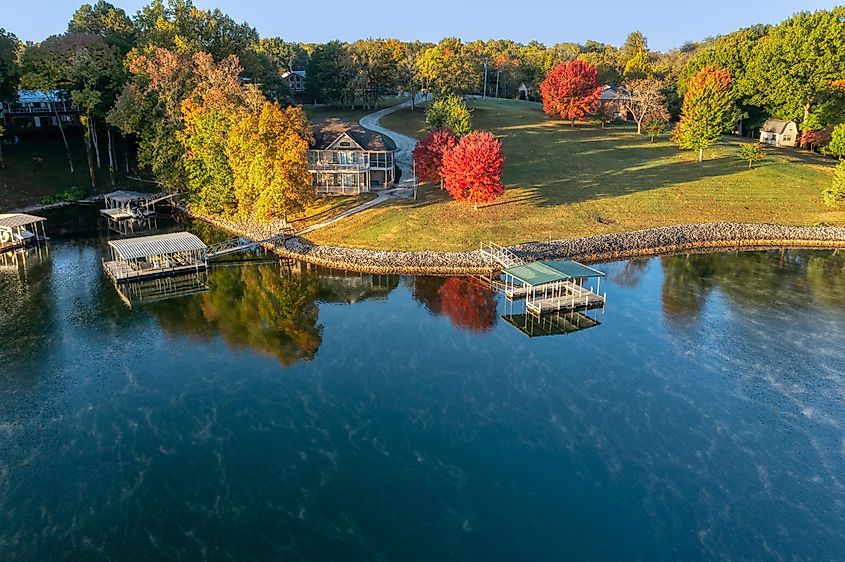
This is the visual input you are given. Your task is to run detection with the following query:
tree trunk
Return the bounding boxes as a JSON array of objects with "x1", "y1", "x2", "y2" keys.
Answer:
[
  {"x1": 91, "y1": 117, "x2": 101, "y2": 169},
  {"x1": 53, "y1": 104, "x2": 74, "y2": 173},
  {"x1": 571, "y1": 119, "x2": 575, "y2": 127},
  {"x1": 698, "y1": 147, "x2": 703, "y2": 163},
  {"x1": 650, "y1": 135, "x2": 655, "y2": 142},
  {"x1": 107, "y1": 128, "x2": 116, "y2": 186},
  {"x1": 637, "y1": 121, "x2": 642, "y2": 135},
  {"x1": 124, "y1": 135, "x2": 130, "y2": 174},
  {"x1": 474, "y1": 201, "x2": 478, "y2": 210},
  {"x1": 83, "y1": 113, "x2": 97, "y2": 192},
  {"x1": 748, "y1": 159, "x2": 753, "y2": 169},
  {"x1": 0, "y1": 143, "x2": 4, "y2": 170}
]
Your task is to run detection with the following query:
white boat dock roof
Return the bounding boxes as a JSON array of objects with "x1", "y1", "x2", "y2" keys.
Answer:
[
  {"x1": 0, "y1": 213, "x2": 47, "y2": 230},
  {"x1": 108, "y1": 232, "x2": 207, "y2": 260},
  {"x1": 104, "y1": 190, "x2": 152, "y2": 203}
]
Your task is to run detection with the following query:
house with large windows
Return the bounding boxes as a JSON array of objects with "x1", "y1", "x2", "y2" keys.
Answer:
[
  {"x1": 308, "y1": 120, "x2": 397, "y2": 195},
  {"x1": 282, "y1": 70, "x2": 306, "y2": 94}
]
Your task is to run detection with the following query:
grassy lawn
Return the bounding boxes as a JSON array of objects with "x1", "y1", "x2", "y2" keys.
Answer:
[
  {"x1": 302, "y1": 95, "x2": 407, "y2": 125},
  {"x1": 0, "y1": 133, "x2": 148, "y2": 210},
  {"x1": 307, "y1": 98, "x2": 844, "y2": 251},
  {"x1": 289, "y1": 193, "x2": 377, "y2": 230}
]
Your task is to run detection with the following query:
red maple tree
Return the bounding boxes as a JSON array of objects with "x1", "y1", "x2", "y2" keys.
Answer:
[
  {"x1": 540, "y1": 60, "x2": 602, "y2": 126},
  {"x1": 441, "y1": 131, "x2": 505, "y2": 209},
  {"x1": 437, "y1": 277, "x2": 498, "y2": 333},
  {"x1": 412, "y1": 129, "x2": 457, "y2": 189}
]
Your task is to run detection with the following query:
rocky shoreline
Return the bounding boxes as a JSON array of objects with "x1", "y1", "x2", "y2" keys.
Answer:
[{"x1": 185, "y1": 208, "x2": 845, "y2": 274}]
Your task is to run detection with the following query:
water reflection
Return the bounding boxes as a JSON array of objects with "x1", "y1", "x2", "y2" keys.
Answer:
[
  {"x1": 152, "y1": 265, "x2": 323, "y2": 366},
  {"x1": 0, "y1": 248, "x2": 53, "y2": 364},
  {"x1": 659, "y1": 250, "x2": 845, "y2": 325},
  {"x1": 412, "y1": 276, "x2": 499, "y2": 333}
]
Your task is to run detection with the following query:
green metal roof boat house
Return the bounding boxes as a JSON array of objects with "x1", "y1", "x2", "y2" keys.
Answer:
[{"x1": 501, "y1": 260, "x2": 606, "y2": 317}]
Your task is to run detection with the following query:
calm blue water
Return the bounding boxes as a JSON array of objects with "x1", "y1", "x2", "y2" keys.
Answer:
[{"x1": 1, "y1": 213, "x2": 845, "y2": 560}]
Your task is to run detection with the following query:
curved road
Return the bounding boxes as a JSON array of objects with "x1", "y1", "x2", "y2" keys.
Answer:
[
  {"x1": 298, "y1": 94, "x2": 428, "y2": 235},
  {"x1": 359, "y1": 94, "x2": 429, "y2": 189}
]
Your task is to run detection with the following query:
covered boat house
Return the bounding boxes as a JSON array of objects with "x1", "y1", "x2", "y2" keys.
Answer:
[
  {"x1": 501, "y1": 260, "x2": 606, "y2": 316},
  {"x1": 0, "y1": 213, "x2": 47, "y2": 253},
  {"x1": 103, "y1": 231, "x2": 208, "y2": 283}
]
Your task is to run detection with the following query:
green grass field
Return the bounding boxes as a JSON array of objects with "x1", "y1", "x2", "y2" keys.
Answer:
[{"x1": 308, "y1": 98, "x2": 844, "y2": 251}]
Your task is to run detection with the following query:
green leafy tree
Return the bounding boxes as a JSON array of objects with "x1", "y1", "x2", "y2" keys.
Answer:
[
  {"x1": 822, "y1": 123, "x2": 845, "y2": 158},
  {"x1": 823, "y1": 160, "x2": 845, "y2": 208},
  {"x1": 416, "y1": 38, "x2": 479, "y2": 95},
  {"x1": 737, "y1": 143, "x2": 764, "y2": 169},
  {"x1": 68, "y1": 1, "x2": 137, "y2": 56},
  {"x1": 0, "y1": 29, "x2": 21, "y2": 102},
  {"x1": 304, "y1": 41, "x2": 352, "y2": 105},
  {"x1": 425, "y1": 94, "x2": 472, "y2": 136},
  {"x1": 134, "y1": 0, "x2": 258, "y2": 60},
  {"x1": 644, "y1": 119, "x2": 668, "y2": 142},
  {"x1": 673, "y1": 66, "x2": 740, "y2": 162},
  {"x1": 746, "y1": 8, "x2": 845, "y2": 129}
]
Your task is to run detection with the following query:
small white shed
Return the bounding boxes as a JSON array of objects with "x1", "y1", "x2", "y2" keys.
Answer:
[{"x1": 759, "y1": 119, "x2": 799, "y2": 148}]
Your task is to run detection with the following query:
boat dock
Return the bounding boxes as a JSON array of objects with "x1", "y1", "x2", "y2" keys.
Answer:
[
  {"x1": 100, "y1": 191, "x2": 178, "y2": 222},
  {"x1": 103, "y1": 231, "x2": 209, "y2": 283},
  {"x1": 481, "y1": 242, "x2": 607, "y2": 322},
  {"x1": 0, "y1": 213, "x2": 47, "y2": 253}
]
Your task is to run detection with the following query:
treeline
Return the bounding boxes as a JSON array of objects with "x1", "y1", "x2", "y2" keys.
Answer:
[{"x1": 1, "y1": 1, "x2": 844, "y2": 215}]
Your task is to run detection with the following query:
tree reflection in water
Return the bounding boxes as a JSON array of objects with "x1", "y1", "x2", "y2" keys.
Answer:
[
  {"x1": 413, "y1": 276, "x2": 498, "y2": 333},
  {"x1": 660, "y1": 250, "x2": 845, "y2": 325},
  {"x1": 152, "y1": 265, "x2": 323, "y2": 367}
]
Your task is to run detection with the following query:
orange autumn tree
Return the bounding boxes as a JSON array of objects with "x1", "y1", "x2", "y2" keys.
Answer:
[
  {"x1": 412, "y1": 128, "x2": 457, "y2": 189},
  {"x1": 540, "y1": 60, "x2": 602, "y2": 126},
  {"x1": 441, "y1": 131, "x2": 505, "y2": 209},
  {"x1": 226, "y1": 87, "x2": 314, "y2": 222}
]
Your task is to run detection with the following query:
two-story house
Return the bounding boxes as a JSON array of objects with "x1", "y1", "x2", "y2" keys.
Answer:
[
  {"x1": 282, "y1": 70, "x2": 306, "y2": 94},
  {"x1": 309, "y1": 121, "x2": 397, "y2": 195},
  {"x1": 1, "y1": 90, "x2": 79, "y2": 129}
]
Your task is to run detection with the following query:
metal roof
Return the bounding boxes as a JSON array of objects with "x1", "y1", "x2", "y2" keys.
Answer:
[
  {"x1": 544, "y1": 260, "x2": 606, "y2": 279},
  {"x1": 0, "y1": 213, "x2": 46, "y2": 230},
  {"x1": 504, "y1": 262, "x2": 570, "y2": 286},
  {"x1": 109, "y1": 232, "x2": 207, "y2": 261},
  {"x1": 104, "y1": 190, "x2": 150, "y2": 203},
  {"x1": 16, "y1": 90, "x2": 65, "y2": 104},
  {"x1": 504, "y1": 260, "x2": 605, "y2": 286}
]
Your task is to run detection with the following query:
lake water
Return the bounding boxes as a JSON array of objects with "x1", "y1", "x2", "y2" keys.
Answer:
[{"x1": 1, "y1": 208, "x2": 845, "y2": 561}]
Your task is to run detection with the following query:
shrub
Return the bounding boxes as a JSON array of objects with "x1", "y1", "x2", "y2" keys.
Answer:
[
  {"x1": 425, "y1": 95, "x2": 472, "y2": 136},
  {"x1": 822, "y1": 160, "x2": 845, "y2": 208}
]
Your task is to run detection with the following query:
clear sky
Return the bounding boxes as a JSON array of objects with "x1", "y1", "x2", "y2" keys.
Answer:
[{"x1": 7, "y1": 0, "x2": 843, "y2": 50}]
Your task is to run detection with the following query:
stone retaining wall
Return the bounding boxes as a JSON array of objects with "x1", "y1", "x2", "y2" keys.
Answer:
[{"x1": 186, "y1": 207, "x2": 845, "y2": 274}]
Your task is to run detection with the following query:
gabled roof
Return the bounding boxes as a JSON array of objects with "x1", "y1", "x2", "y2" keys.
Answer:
[
  {"x1": 326, "y1": 131, "x2": 365, "y2": 151},
  {"x1": 282, "y1": 70, "x2": 306, "y2": 79},
  {"x1": 104, "y1": 190, "x2": 150, "y2": 203},
  {"x1": 109, "y1": 232, "x2": 207, "y2": 260},
  {"x1": 599, "y1": 85, "x2": 631, "y2": 101},
  {"x1": 761, "y1": 119, "x2": 796, "y2": 134},
  {"x1": 311, "y1": 119, "x2": 397, "y2": 151},
  {"x1": 0, "y1": 213, "x2": 46, "y2": 230}
]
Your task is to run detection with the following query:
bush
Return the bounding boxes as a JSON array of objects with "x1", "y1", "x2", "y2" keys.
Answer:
[
  {"x1": 737, "y1": 143, "x2": 765, "y2": 169},
  {"x1": 822, "y1": 123, "x2": 845, "y2": 158},
  {"x1": 822, "y1": 160, "x2": 845, "y2": 208},
  {"x1": 425, "y1": 95, "x2": 472, "y2": 136}
]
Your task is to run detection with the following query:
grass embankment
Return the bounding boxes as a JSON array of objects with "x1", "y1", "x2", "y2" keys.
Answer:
[{"x1": 306, "y1": 98, "x2": 843, "y2": 251}]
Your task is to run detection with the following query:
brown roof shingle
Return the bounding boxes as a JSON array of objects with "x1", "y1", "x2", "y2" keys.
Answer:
[{"x1": 310, "y1": 118, "x2": 396, "y2": 152}]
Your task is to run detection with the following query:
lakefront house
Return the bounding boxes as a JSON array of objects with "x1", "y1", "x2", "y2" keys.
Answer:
[
  {"x1": 0, "y1": 90, "x2": 79, "y2": 129},
  {"x1": 309, "y1": 120, "x2": 397, "y2": 195}
]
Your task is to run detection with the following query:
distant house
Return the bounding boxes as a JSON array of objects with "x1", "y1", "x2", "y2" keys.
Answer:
[
  {"x1": 282, "y1": 70, "x2": 306, "y2": 94},
  {"x1": 309, "y1": 120, "x2": 397, "y2": 195},
  {"x1": 0, "y1": 90, "x2": 79, "y2": 129},
  {"x1": 518, "y1": 82, "x2": 533, "y2": 101},
  {"x1": 759, "y1": 119, "x2": 798, "y2": 148},
  {"x1": 598, "y1": 85, "x2": 632, "y2": 120}
]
